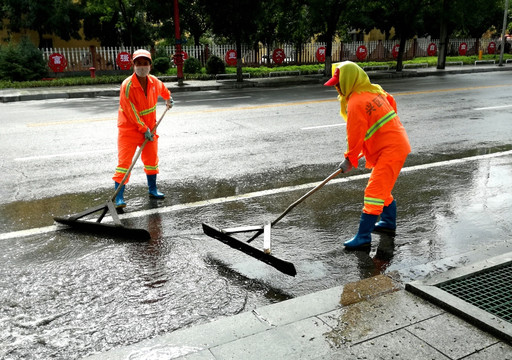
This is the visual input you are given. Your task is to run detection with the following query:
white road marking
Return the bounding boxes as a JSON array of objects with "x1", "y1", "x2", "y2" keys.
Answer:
[
  {"x1": 473, "y1": 105, "x2": 512, "y2": 111},
  {"x1": 2, "y1": 149, "x2": 512, "y2": 240},
  {"x1": 301, "y1": 123, "x2": 345, "y2": 130},
  {"x1": 185, "y1": 96, "x2": 251, "y2": 103},
  {"x1": 14, "y1": 149, "x2": 113, "y2": 162}
]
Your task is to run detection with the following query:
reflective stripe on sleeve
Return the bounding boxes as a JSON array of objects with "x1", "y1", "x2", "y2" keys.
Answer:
[{"x1": 364, "y1": 110, "x2": 397, "y2": 141}]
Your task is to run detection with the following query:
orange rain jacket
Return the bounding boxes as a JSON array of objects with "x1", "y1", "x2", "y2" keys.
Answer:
[
  {"x1": 344, "y1": 91, "x2": 410, "y2": 169},
  {"x1": 344, "y1": 91, "x2": 411, "y2": 214},
  {"x1": 117, "y1": 73, "x2": 171, "y2": 136},
  {"x1": 113, "y1": 73, "x2": 171, "y2": 184},
  {"x1": 325, "y1": 61, "x2": 411, "y2": 215}
]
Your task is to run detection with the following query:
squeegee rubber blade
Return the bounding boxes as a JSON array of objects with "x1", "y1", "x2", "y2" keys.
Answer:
[
  {"x1": 202, "y1": 223, "x2": 297, "y2": 277},
  {"x1": 53, "y1": 217, "x2": 151, "y2": 241}
]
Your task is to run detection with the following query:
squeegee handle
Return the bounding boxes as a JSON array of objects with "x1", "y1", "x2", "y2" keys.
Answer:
[
  {"x1": 270, "y1": 168, "x2": 342, "y2": 227},
  {"x1": 111, "y1": 107, "x2": 170, "y2": 201}
]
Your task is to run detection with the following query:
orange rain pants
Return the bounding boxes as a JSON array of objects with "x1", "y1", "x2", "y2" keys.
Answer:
[
  {"x1": 112, "y1": 73, "x2": 171, "y2": 184},
  {"x1": 344, "y1": 91, "x2": 411, "y2": 215}
]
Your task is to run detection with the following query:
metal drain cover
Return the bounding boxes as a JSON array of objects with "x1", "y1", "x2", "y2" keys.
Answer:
[
  {"x1": 406, "y1": 253, "x2": 512, "y2": 343},
  {"x1": 436, "y1": 262, "x2": 512, "y2": 323}
]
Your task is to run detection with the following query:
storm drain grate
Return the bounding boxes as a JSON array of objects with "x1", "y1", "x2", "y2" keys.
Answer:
[{"x1": 435, "y1": 261, "x2": 512, "y2": 323}]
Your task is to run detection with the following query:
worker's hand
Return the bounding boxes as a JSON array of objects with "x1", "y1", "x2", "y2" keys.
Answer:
[
  {"x1": 144, "y1": 128, "x2": 154, "y2": 141},
  {"x1": 166, "y1": 97, "x2": 174, "y2": 109},
  {"x1": 338, "y1": 158, "x2": 353, "y2": 173}
]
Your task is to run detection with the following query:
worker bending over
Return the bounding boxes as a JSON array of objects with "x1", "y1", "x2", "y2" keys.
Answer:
[{"x1": 324, "y1": 61, "x2": 411, "y2": 249}]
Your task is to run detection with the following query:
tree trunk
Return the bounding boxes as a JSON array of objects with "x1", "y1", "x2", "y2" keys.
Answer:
[
  {"x1": 437, "y1": 0, "x2": 448, "y2": 69},
  {"x1": 396, "y1": 36, "x2": 406, "y2": 72},
  {"x1": 325, "y1": 32, "x2": 333, "y2": 76},
  {"x1": 236, "y1": 39, "x2": 243, "y2": 82}
]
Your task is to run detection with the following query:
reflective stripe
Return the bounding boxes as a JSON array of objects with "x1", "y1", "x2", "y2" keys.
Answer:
[
  {"x1": 364, "y1": 197, "x2": 385, "y2": 206},
  {"x1": 116, "y1": 167, "x2": 128, "y2": 174},
  {"x1": 125, "y1": 81, "x2": 131, "y2": 98},
  {"x1": 125, "y1": 80, "x2": 150, "y2": 129},
  {"x1": 144, "y1": 165, "x2": 159, "y2": 171},
  {"x1": 364, "y1": 110, "x2": 397, "y2": 141},
  {"x1": 129, "y1": 102, "x2": 146, "y2": 128},
  {"x1": 140, "y1": 105, "x2": 156, "y2": 115}
]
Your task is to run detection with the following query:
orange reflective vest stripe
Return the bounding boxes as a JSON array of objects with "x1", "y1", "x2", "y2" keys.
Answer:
[{"x1": 118, "y1": 73, "x2": 171, "y2": 134}]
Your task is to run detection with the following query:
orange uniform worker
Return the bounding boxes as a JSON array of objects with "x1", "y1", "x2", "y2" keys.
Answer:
[
  {"x1": 113, "y1": 49, "x2": 173, "y2": 208},
  {"x1": 324, "y1": 61, "x2": 411, "y2": 249}
]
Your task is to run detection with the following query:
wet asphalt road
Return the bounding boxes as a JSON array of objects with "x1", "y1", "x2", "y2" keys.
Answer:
[{"x1": 1, "y1": 72, "x2": 512, "y2": 359}]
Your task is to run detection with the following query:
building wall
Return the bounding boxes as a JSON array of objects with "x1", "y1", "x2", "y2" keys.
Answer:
[{"x1": 0, "y1": 26, "x2": 100, "y2": 48}]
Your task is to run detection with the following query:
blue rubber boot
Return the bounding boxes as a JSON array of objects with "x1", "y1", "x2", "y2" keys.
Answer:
[
  {"x1": 374, "y1": 200, "x2": 397, "y2": 235},
  {"x1": 344, "y1": 213, "x2": 378, "y2": 249},
  {"x1": 114, "y1": 182, "x2": 126, "y2": 209},
  {"x1": 147, "y1": 174, "x2": 165, "y2": 199}
]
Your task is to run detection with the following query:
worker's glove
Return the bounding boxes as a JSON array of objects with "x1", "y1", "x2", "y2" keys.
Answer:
[
  {"x1": 144, "y1": 128, "x2": 154, "y2": 142},
  {"x1": 166, "y1": 97, "x2": 174, "y2": 109},
  {"x1": 338, "y1": 158, "x2": 353, "y2": 173}
]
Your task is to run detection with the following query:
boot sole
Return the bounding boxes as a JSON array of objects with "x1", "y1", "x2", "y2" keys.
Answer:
[
  {"x1": 373, "y1": 227, "x2": 396, "y2": 236},
  {"x1": 343, "y1": 242, "x2": 371, "y2": 251},
  {"x1": 149, "y1": 194, "x2": 165, "y2": 199}
]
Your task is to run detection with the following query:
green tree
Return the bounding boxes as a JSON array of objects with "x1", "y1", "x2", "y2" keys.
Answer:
[
  {"x1": 0, "y1": 37, "x2": 47, "y2": 80},
  {"x1": 420, "y1": 0, "x2": 505, "y2": 69},
  {"x1": 306, "y1": 0, "x2": 349, "y2": 75},
  {"x1": 0, "y1": 0, "x2": 82, "y2": 47},
  {"x1": 353, "y1": 0, "x2": 427, "y2": 71},
  {"x1": 82, "y1": 0, "x2": 153, "y2": 47},
  {"x1": 204, "y1": 0, "x2": 263, "y2": 82},
  {"x1": 281, "y1": 1, "x2": 312, "y2": 63},
  {"x1": 180, "y1": 0, "x2": 210, "y2": 46}
]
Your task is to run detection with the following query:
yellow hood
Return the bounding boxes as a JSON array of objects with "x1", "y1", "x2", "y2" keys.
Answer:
[{"x1": 331, "y1": 61, "x2": 386, "y2": 120}]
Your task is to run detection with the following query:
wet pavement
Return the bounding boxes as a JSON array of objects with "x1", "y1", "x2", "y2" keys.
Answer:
[{"x1": 1, "y1": 65, "x2": 512, "y2": 359}]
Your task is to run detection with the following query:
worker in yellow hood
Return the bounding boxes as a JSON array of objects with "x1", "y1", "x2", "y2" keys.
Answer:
[{"x1": 324, "y1": 61, "x2": 411, "y2": 249}]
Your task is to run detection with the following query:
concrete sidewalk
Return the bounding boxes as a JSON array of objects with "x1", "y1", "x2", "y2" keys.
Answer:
[
  {"x1": 83, "y1": 239, "x2": 512, "y2": 360},
  {"x1": 1, "y1": 63, "x2": 512, "y2": 103}
]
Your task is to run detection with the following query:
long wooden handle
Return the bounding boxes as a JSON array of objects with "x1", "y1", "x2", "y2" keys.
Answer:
[
  {"x1": 247, "y1": 168, "x2": 342, "y2": 243},
  {"x1": 111, "y1": 107, "x2": 170, "y2": 200},
  {"x1": 271, "y1": 168, "x2": 342, "y2": 227}
]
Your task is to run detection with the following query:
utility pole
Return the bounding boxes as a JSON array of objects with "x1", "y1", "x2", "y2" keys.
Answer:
[
  {"x1": 499, "y1": 0, "x2": 510, "y2": 66},
  {"x1": 174, "y1": 0, "x2": 184, "y2": 85}
]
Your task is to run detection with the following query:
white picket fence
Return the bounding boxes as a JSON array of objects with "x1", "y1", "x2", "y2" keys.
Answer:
[{"x1": 40, "y1": 38, "x2": 504, "y2": 73}]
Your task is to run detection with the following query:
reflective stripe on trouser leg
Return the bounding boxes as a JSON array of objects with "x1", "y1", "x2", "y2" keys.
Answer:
[
  {"x1": 363, "y1": 157, "x2": 406, "y2": 215},
  {"x1": 141, "y1": 136, "x2": 159, "y2": 175},
  {"x1": 112, "y1": 138, "x2": 140, "y2": 184}
]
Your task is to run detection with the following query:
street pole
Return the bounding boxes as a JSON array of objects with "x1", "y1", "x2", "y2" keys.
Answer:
[
  {"x1": 499, "y1": 0, "x2": 509, "y2": 66},
  {"x1": 174, "y1": 0, "x2": 184, "y2": 85}
]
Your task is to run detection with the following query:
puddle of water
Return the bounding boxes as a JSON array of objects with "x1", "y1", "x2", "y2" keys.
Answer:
[{"x1": 1, "y1": 152, "x2": 512, "y2": 359}]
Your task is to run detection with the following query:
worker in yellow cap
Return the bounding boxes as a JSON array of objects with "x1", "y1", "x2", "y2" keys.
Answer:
[
  {"x1": 324, "y1": 61, "x2": 411, "y2": 249},
  {"x1": 112, "y1": 49, "x2": 173, "y2": 208}
]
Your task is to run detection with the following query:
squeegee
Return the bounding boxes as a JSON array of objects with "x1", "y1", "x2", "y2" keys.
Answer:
[
  {"x1": 53, "y1": 107, "x2": 169, "y2": 241},
  {"x1": 202, "y1": 168, "x2": 343, "y2": 276}
]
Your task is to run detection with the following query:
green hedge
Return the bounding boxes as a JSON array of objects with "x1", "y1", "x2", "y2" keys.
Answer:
[{"x1": 1, "y1": 54, "x2": 511, "y2": 89}]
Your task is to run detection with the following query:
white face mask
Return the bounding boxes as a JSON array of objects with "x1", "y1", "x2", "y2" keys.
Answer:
[{"x1": 134, "y1": 65, "x2": 150, "y2": 77}]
